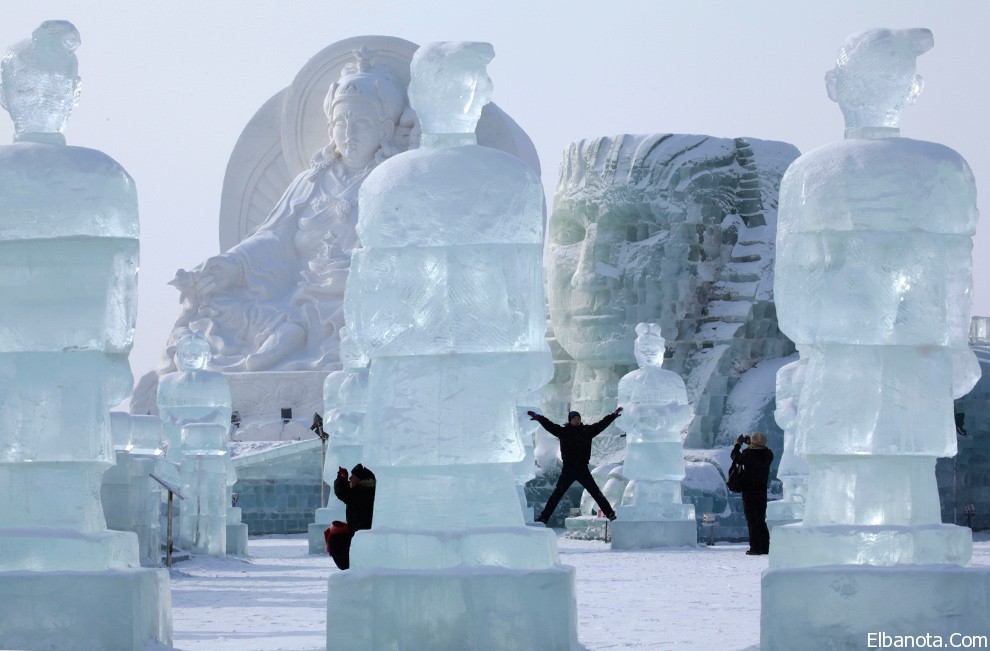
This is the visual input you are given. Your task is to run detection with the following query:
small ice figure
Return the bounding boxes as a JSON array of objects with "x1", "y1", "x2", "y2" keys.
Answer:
[
  {"x1": 765, "y1": 351, "x2": 809, "y2": 526},
  {"x1": 610, "y1": 323, "x2": 696, "y2": 548},
  {"x1": 157, "y1": 333, "x2": 241, "y2": 554}
]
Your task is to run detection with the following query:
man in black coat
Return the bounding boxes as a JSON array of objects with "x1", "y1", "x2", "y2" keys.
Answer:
[
  {"x1": 527, "y1": 408, "x2": 623, "y2": 524},
  {"x1": 731, "y1": 431, "x2": 774, "y2": 555},
  {"x1": 326, "y1": 463, "x2": 376, "y2": 570}
]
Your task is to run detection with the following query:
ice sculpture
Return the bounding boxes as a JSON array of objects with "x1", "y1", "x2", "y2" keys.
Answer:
[
  {"x1": 764, "y1": 351, "x2": 808, "y2": 526},
  {"x1": 102, "y1": 412, "x2": 166, "y2": 566},
  {"x1": 307, "y1": 327, "x2": 369, "y2": 553},
  {"x1": 327, "y1": 42, "x2": 580, "y2": 650},
  {"x1": 157, "y1": 333, "x2": 246, "y2": 554},
  {"x1": 547, "y1": 134, "x2": 798, "y2": 460},
  {"x1": 167, "y1": 49, "x2": 407, "y2": 373},
  {"x1": 763, "y1": 28, "x2": 990, "y2": 648},
  {"x1": 610, "y1": 324, "x2": 696, "y2": 548},
  {"x1": 0, "y1": 21, "x2": 171, "y2": 648},
  {"x1": 179, "y1": 422, "x2": 230, "y2": 555}
]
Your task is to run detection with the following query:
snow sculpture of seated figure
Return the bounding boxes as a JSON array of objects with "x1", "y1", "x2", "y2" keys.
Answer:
[
  {"x1": 328, "y1": 42, "x2": 579, "y2": 650},
  {"x1": 0, "y1": 21, "x2": 170, "y2": 648},
  {"x1": 611, "y1": 323, "x2": 696, "y2": 549},
  {"x1": 763, "y1": 28, "x2": 989, "y2": 649},
  {"x1": 168, "y1": 50, "x2": 406, "y2": 371}
]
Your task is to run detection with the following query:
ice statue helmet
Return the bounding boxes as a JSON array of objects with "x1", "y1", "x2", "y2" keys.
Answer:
[
  {"x1": 0, "y1": 20, "x2": 81, "y2": 143},
  {"x1": 176, "y1": 333, "x2": 212, "y2": 371},
  {"x1": 633, "y1": 323, "x2": 666, "y2": 368},
  {"x1": 323, "y1": 47, "x2": 405, "y2": 125},
  {"x1": 408, "y1": 41, "x2": 494, "y2": 134},
  {"x1": 825, "y1": 28, "x2": 933, "y2": 133}
]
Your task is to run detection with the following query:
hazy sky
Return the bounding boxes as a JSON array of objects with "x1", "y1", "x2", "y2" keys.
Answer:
[{"x1": 1, "y1": 1, "x2": 987, "y2": 392}]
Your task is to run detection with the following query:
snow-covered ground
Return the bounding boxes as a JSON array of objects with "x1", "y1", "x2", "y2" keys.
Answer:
[{"x1": 169, "y1": 531, "x2": 990, "y2": 651}]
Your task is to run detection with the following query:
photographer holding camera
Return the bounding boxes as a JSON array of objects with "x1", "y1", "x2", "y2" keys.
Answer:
[{"x1": 731, "y1": 432, "x2": 774, "y2": 555}]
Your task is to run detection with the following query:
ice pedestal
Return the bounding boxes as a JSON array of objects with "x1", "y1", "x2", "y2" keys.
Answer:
[
  {"x1": 328, "y1": 565, "x2": 578, "y2": 650},
  {"x1": 762, "y1": 565, "x2": 990, "y2": 651}
]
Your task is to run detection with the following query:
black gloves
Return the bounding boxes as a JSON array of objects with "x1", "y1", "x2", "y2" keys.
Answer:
[
  {"x1": 527, "y1": 410, "x2": 539, "y2": 421},
  {"x1": 613, "y1": 406, "x2": 623, "y2": 417},
  {"x1": 337, "y1": 466, "x2": 348, "y2": 480}
]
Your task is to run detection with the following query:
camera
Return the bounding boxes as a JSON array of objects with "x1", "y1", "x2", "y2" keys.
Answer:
[{"x1": 741, "y1": 435, "x2": 751, "y2": 445}]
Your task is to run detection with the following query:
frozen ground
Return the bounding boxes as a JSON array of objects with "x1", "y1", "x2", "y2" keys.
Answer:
[{"x1": 169, "y1": 531, "x2": 990, "y2": 651}]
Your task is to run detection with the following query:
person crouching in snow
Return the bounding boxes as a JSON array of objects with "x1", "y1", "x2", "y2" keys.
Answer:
[
  {"x1": 527, "y1": 408, "x2": 622, "y2": 524},
  {"x1": 324, "y1": 463, "x2": 376, "y2": 570}
]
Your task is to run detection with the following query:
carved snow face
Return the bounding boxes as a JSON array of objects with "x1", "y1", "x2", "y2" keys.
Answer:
[
  {"x1": 330, "y1": 98, "x2": 388, "y2": 169},
  {"x1": 547, "y1": 201, "x2": 670, "y2": 365}
]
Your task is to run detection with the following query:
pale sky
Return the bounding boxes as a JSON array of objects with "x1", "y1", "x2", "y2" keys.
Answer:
[{"x1": 1, "y1": 0, "x2": 987, "y2": 392}]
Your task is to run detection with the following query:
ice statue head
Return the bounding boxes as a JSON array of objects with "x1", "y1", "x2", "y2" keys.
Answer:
[
  {"x1": 176, "y1": 333, "x2": 212, "y2": 372},
  {"x1": 408, "y1": 41, "x2": 494, "y2": 135},
  {"x1": 323, "y1": 47, "x2": 405, "y2": 169},
  {"x1": 0, "y1": 21, "x2": 81, "y2": 144},
  {"x1": 825, "y1": 28, "x2": 933, "y2": 137},
  {"x1": 633, "y1": 323, "x2": 666, "y2": 369}
]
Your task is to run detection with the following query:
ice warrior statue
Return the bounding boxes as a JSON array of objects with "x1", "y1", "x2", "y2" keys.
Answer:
[
  {"x1": 0, "y1": 21, "x2": 171, "y2": 648},
  {"x1": 763, "y1": 28, "x2": 990, "y2": 648},
  {"x1": 327, "y1": 42, "x2": 580, "y2": 649},
  {"x1": 610, "y1": 323, "x2": 696, "y2": 548}
]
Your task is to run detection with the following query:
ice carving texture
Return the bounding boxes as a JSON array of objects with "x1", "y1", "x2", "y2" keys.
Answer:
[
  {"x1": 327, "y1": 42, "x2": 580, "y2": 650},
  {"x1": 546, "y1": 133, "x2": 798, "y2": 460},
  {"x1": 0, "y1": 22, "x2": 170, "y2": 649},
  {"x1": 157, "y1": 333, "x2": 242, "y2": 555},
  {"x1": 610, "y1": 324, "x2": 696, "y2": 548},
  {"x1": 762, "y1": 28, "x2": 990, "y2": 650}
]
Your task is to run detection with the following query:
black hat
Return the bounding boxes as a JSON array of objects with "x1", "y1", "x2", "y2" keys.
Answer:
[
  {"x1": 567, "y1": 411, "x2": 581, "y2": 421},
  {"x1": 350, "y1": 464, "x2": 375, "y2": 481}
]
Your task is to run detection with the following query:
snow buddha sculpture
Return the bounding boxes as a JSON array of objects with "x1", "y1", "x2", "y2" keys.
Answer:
[
  {"x1": 763, "y1": 28, "x2": 990, "y2": 648},
  {"x1": 0, "y1": 21, "x2": 171, "y2": 648},
  {"x1": 328, "y1": 42, "x2": 580, "y2": 650},
  {"x1": 546, "y1": 134, "x2": 798, "y2": 459},
  {"x1": 611, "y1": 323, "x2": 696, "y2": 548},
  {"x1": 168, "y1": 49, "x2": 407, "y2": 372}
]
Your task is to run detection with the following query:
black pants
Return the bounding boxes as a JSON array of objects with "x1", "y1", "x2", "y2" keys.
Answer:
[
  {"x1": 539, "y1": 464, "x2": 614, "y2": 520},
  {"x1": 742, "y1": 489, "x2": 770, "y2": 553},
  {"x1": 327, "y1": 531, "x2": 354, "y2": 570}
]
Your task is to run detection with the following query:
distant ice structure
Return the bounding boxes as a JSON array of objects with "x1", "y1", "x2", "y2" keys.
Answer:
[
  {"x1": 103, "y1": 412, "x2": 166, "y2": 566},
  {"x1": 764, "y1": 350, "x2": 808, "y2": 527},
  {"x1": 546, "y1": 133, "x2": 799, "y2": 463},
  {"x1": 307, "y1": 327, "x2": 369, "y2": 553},
  {"x1": 0, "y1": 21, "x2": 171, "y2": 648},
  {"x1": 762, "y1": 28, "x2": 990, "y2": 648},
  {"x1": 610, "y1": 324, "x2": 696, "y2": 548},
  {"x1": 327, "y1": 42, "x2": 581, "y2": 650},
  {"x1": 157, "y1": 333, "x2": 246, "y2": 554}
]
